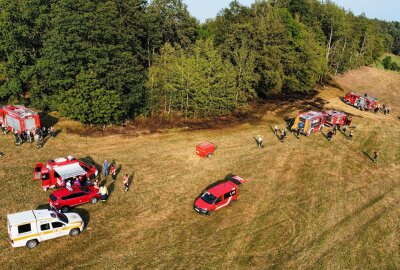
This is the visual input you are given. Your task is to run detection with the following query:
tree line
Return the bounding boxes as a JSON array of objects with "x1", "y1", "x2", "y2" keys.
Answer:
[{"x1": 0, "y1": 0, "x2": 399, "y2": 125}]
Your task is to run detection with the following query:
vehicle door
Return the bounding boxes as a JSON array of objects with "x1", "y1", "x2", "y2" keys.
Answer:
[
  {"x1": 214, "y1": 196, "x2": 224, "y2": 210},
  {"x1": 38, "y1": 222, "x2": 55, "y2": 241},
  {"x1": 51, "y1": 221, "x2": 67, "y2": 237},
  {"x1": 68, "y1": 192, "x2": 88, "y2": 206},
  {"x1": 41, "y1": 170, "x2": 51, "y2": 189},
  {"x1": 79, "y1": 188, "x2": 92, "y2": 203}
]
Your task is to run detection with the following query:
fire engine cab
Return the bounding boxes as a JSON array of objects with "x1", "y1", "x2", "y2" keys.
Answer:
[
  {"x1": 324, "y1": 110, "x2": 351, "y2": 127},
  {"x1": 193, "y1": 175, "x2": 247, "y2": 215},
  {"x1": 33, "y1": 156, "x2": 98, "y2": 190},
  {"x1": 0, "y1": 105, "x2": 41, "y2": 133},
  {"x1": 344, "y1": 92, "x2": 378, "y2": 110},
  {"x1": 291, "y1": 111, "x2": 325, "y2": 136}
]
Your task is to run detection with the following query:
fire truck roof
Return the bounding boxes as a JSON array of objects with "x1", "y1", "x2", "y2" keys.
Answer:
[
  {"x1": 299, "y1": 111, "x2": 324, "y2": 120},
  {"x1": 53, "y1": 163, "x2": 86, "y2": 179},
  {"x1": 4, "y1": 105, "x2": 38, "y2": 118}
]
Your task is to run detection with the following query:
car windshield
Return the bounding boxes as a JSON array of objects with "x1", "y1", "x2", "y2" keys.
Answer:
[
  {"x1": 201, "y1": 192, "x2": 217, "y2": 204},
  {"x1": 49, "y1": 194, "x2": 57, "y2": 201},
  {"x1": 56, "y1": 211, "x2": 69, "y2": 224}
]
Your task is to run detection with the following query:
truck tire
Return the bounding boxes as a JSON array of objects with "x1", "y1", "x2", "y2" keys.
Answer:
[
  {"x1": 26, "y1": 239, "x2": 38, "y2": 249},
  {"x1": 90, "y1": 197, "x2": 98, "y2": 204},
  {"x1": 61, "y1": 206, "x2": 69, "y2": 213},
  {"x1": 70, "y1": 228, "x2": 80, "y2": 237}
]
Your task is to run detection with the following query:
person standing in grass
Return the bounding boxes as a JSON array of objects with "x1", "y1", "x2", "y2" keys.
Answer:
[
  {"x1": 110, "y1": 164, "x2": 117, "y2": 181},
  {"x1": 99, "y1": 185, "x2": 108, "y2": 203},
  {"x1": 274, "y1": 125, "x2": 279, "y2": 136},
  {"x1": 348, "y1": 131, "x2": 353, "y2": 140},
  {"x1": 103, "y1": 160, "x2": 109, "y2": 177},
  {"x1": 49, "y1": 126, "x2": 55, "y2": 139},
  {"x1": 373, "y1": 150, "x2": 379, "y2": 163},
  {"x1": 256, "y1": 135, "x2": 263, "y2": 148},
  {"x1": 123, "y1": 174, "x2": 129, "y2": 192}
]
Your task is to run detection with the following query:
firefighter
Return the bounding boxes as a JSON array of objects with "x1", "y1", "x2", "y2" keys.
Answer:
[
  {"x1": 99, "y1": 185, "x2": 108, "y2": 202},
  {"x1": 13, "y1": 129, "x2": 20, "y2": 146},
  {"x1": 123, "y1": 174, "x2": 129, "y2": 192},
  {"x1": 110, "y1": 164, "x2": 117, "y2": 181},
  {"x1": 274, "y1": 125, "x2": 279, "y2": 136},
  {"x1": 50, "y1": 126, "x2": 55, "y2": 139},
  {"x1": 373, "y1": 150, "x2": 379, "y2": 163},
  {"x1": 34, "y1": 133, "x2": 41, "y2": 148},
  {"x1": 103, "y1": 160, "x2": 109, "y2": 177},
  {"x1": 327, "y1": 130, "x2": 333, "y2": 141},
  {"x1": 348, "y1": 131, "x2": 353, "y2": 140},
  {"x1": 256, "y1": 135, "x2": 263, "y2": 148}
]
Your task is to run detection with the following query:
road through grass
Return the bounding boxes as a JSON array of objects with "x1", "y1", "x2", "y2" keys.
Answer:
[{"x1": 1, "y1": 69, "x2": 400, "y2": 269}]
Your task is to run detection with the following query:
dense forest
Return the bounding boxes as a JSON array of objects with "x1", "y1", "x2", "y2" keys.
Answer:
[{"x1": 0, "y1": 0, "x2": 399, "y2": 124}]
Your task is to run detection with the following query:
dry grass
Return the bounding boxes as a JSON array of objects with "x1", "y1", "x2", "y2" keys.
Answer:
[{"x1": 1, "y1": 68, "x2": 400, "y2": 269}]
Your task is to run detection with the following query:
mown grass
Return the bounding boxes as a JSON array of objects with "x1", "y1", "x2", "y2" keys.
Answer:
[{"x1": 0, "y1": 74, "x2": 400, "y2": 269}]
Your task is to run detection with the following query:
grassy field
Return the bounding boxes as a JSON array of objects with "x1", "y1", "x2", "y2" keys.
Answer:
[
  {"x1": 1, "y1": 67, "x2": 400, "y2": 269},
  {"x1": 374, "y1": 53, "x2": 400, "y2": 71}
]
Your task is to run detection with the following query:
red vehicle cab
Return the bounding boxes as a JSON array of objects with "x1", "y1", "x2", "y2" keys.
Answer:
[
  {"x1": 344, "y1": 92, "x2": 378, "y2": 110},
  {"x1": 34, "y1": 156, "x2": 98, "y2": 190},
  {"x1": 49, "y1": 186, "x2": 100, "y2": 213},
  {"x1": 291, "y1": 111, "x2": 325, "y2": 136},
  {"x1": 196, "y1": 142, "x2": 215, "y2": 158},
  {"x1": 324, "y1": 110, "x2": 351, "y2": 127},
  {"x1": 0, "y1": 105, "x2": 40, "y2": 133},
  {"x1": 193, "y1": 175, "x2": 246, "y2": 215}
]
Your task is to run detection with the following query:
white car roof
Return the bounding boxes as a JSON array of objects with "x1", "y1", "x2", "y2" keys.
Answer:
[
  {"x1": 53, "y1": 163, "x2": 86, "y2": 179},
  {"x1": 7, "y1": 210, "x2": 56, "y2": 226}
]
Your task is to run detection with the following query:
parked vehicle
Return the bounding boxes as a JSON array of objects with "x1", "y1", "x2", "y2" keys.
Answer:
[
  {"x1": 49, "y1": 186, "x2": 101, "y2": 213},
  {"x1": 196, "y1": 142, "x2": 215, "y2": 158},
  {"x1": 324, "y1": 110, "x2": 351, "y2": 127},
  {"x1": 0, "y1": 105, "x2": 40, "y2": 133},
  {"x1": 7, "y1": 209, "x2": 84, "y2": 248},
  {"x1": 344, "y1": 92, "x2": 378, "y2": 110},
  {"x1": 33, "y1": 156, "x2": 98, "y2": 190},
  {"x1": 193, "y1": 175, "x2": 247, "y2": 215},
  {"x1": 291, "y1": 111, "x2": 325, "y2": 136}
]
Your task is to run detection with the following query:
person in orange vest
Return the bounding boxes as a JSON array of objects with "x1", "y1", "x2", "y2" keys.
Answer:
[
  {"x1": 110, "y1": 165, "x2": 117, "y2": 181},
  {"x1": 123, "y1": 174, "x2": 129, "y2": 192}
]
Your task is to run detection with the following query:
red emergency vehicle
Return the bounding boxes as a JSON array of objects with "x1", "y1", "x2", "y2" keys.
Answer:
[
  {"x1": 33, "y1": 156, "x2": 98, "y2": 190},
  {"x1": 344, "y1": 92, "x2": 378, "y2": 110},
  {"x1": 324, "y1": 110, "x2": 351, "y2": 127},
  {"x1": 49, "y1": 186, "x2": 101, "y2": 213},
  {"x1": 0, "y1": 105, "x2": 40, "y2": 133},
  {"x1": 291, "y1": 111, "x2": 325, "y2": 136},
  {"x1": 196, "y1": 142, "x2": 215, "y2": 158},
  {"x1": 193, "y1": 175, "x2": 247, "y2": 215}
]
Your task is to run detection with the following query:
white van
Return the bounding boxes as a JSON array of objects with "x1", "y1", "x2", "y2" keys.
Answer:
[{"x1": 7, "y1": 209, "x2": 84, "y2": 248}]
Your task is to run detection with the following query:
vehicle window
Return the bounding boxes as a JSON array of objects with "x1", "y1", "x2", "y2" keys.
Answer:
[
  {"x1": 40, "y1": 223, "x2": 50, "y2": 231},
  {"x1": 52, "y1": 222, "x2": 64, "y2": 228},
  {"x1": 201, "y1": 192, "x2": 217, "y2": 204},
  {"x1": 63, "y1": 192, "x2": 85, "y2": 200},
  {"x1": 79, "y1": 187, "x2": 90, "y2": 193},
  {"x1": 56, "y1": 212, "x2": 69, "y2": 224},
  {"x1": 224, "y1": 190, "x2": 236, "y2": 199},
  {"x1": 215, "y1": 197, "x2": 223, "y2": 204},
  {"x1": 42, "y1": 173, "x2": 50, "y2": 180},
  {"x1": 49, "y1": 194, "x2": 58, "y2": 201},
  {"x1": 18, "y1": 223, "x2": 31, "y2": 234},
  {"x1": 54, "y1": 171, "x2": 60, "y2": 178}
]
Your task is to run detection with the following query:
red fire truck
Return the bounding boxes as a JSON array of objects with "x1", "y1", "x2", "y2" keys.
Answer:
[
  {"x1": 344, "y1": 92, "x2": 378, "y2": 110},
  {"x1": 33, "y1": 156, "x2": 98, "y2": 190},
  {"x1": 324, "y1": 110, "x2": 351, "y2": 127},
  {"x1": 0, "y1": 105, "x2": 41, "y2": 133},
  {"x1": 291, "y1": 111, "x2": 325, "y2": 136}
]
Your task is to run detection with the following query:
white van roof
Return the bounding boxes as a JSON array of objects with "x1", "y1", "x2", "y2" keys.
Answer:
[{"x1": 7, "y1": 210, "x2": 56, "y2": 226}]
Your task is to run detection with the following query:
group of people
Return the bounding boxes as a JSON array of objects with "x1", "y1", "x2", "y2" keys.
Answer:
[
  {"x1": 64, "y1": 174, "x2": 90, "y2": 191},
  {"x1": 374, "y1": 104, "x2": 391, "y2": 115},
  {"x1": 327, "y1": 124, "x2": 353, "y2": 141},
  {"x1": 7, "y1": 126, "x2": 55, "y2": 147},
  {"x1": 274, "y1": 125, "x2": 288, "y2": 141}
]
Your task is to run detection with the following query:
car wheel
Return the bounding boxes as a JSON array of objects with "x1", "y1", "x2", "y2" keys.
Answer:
[
  {"x1": 206, "y1": 153, "x2": 212, "y2": 158},
  {"x1": 206, "y1": 211, "x2": 212, "y2": 216},
  {"x1": 26, "y1": 239, "x2": 38, "y2": 249},
  {"x1": 70, "y1": 228, "x2": 80, "y2": 237},
  {"x1": 90, "y1": 197, "x2": 98, "y2": 204},
  {"x1": 61, "y1": 206, "x2": 69, "y2": 213}
]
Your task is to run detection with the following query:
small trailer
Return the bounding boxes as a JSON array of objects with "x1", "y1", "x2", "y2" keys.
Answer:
[
  {"x1": 196, "y1": 142, "x2": 215, "y2": 158},
  {"x1": 33, "y1": 156, "x2": 98, "y2": 190},
  {"x1": 344, "y1": 92, "x2": 378, "y2": 111},
  {"x1": 324, "y1": 110, "x2": 350, "y2": 127},
  {"x1": 291, "y1": 111, "x2": 325, "y2": 136},
  {"x1": 0, "y1": 105, "x2": 41, "y2": 133}
]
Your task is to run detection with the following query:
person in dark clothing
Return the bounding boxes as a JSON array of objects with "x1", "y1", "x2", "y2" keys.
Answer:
[
  {"x1": 327, "y1": 130, "x2": 333, "y2": 141},
  {"x1": 373, "y1": 150, "x2": 379, "y2": 163},
  {"x1": 296, "y1": 128, "x2": 301, "y2": 138},
  {"x1": 332, "y1": 125, "x2": 337, "y2": 135},
  {"x1": 49, "y1": 126, "x2": 55, "y2": 139},
  {"x1": 14, "y1": 129, "x2": 20, "y2": 146},
  {"x1": 348, "y1": 131, "x2": 353, "y2": 140}
]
